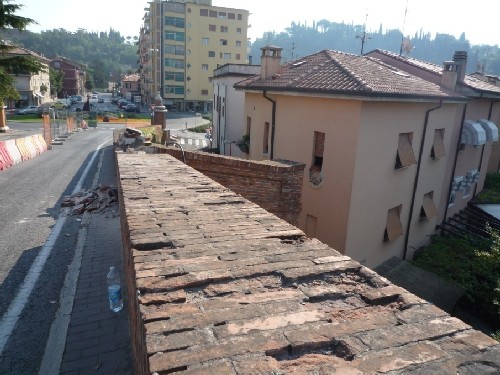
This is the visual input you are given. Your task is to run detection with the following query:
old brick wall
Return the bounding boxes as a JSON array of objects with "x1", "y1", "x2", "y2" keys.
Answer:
[
  {"x1": 153, "y1": 145, "x2": 305, "y2": 226},
  {"x1": 117, "y1": 152, "x2": 500, "y2": 375}
]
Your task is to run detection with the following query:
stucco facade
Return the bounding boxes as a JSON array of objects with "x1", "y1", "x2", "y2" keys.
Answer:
[
  {"x1": 236, "y1": 48, "x2": 499, "y2": 268},
  {"x1": 212, "y1": 64, "x2": 260, "y2": 157}
]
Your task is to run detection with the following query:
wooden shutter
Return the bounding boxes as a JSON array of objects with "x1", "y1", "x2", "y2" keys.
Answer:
[
  {"x1": 422, "y1": 194, "x2": 438, "y2": 220},
  {"x1": 432, "y1": 129, "x2": 446, "y2": 159},
  {"x1": 386, "y1": 205, "x2": 403, "y2": 242},
  {"x1": 314, "y1": 132, "x2": 325, "y2": 157},
  {"x1": 398, "y1": 133, "x2": 416, "y2": 167}
]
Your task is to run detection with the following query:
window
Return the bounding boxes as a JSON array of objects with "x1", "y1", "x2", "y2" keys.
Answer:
[
  {"x1": 236, "y1": 40, "x2": 242, "y2": 47},
  {"x1": 200, "y1": 9, "x2": 208, "y2": 16},
  {"x1": 311, "y1": 131, "x2": 325, "y2": 171},
  {"x1": 165, "y1": 31, "x2": 185, "y2": 41},
  {"x1": 236, "y1": 54, "x2": 241, "y2": 60},
  {"x1": 165, "y1": 44, "x2": 185, "y2": 55},
  {"x1": 164, "y1": 2, "x2": 184, "y2": 13},
  {"x1": 218, "y1": 12, "x2": 226, "y2": 18},
  {"x1": 220, "y1": 39, "x2": 228, "y2": 46},
  {"x1": 165, "y1": 16, "x2": 185, "y2": 28},
  {"x1": 209, "y1": 24, "x2": 216, "y2": 32},
  {"x1": 237, "y1": 27, "x2": 242, "y2": 34},
  {"x1": 246, "y1": 116, "x2": 251, "y2": 135},
  {"x1": 420, "y1": 191, "x2": 438, "y2": 221},
  {"x1": 209, "y1": 10, "x2": 217, "y2": 17},
  {"x1": 384, "y1": 205, "x2": 403, "y2": 242},
  {"x1": 237, "y1": 14, "x2": 242, "y2": 20},
  {"x1": 165, "y1": 58, "x2": 185, "y2": 69},
  {"x1": 220, "y1": 26, "x2": 228, "y2": 33},
  {"x1": 201, "y1": 89, "x2": 208, "y2": 96},
  {"x1": 263, "y1": 122, "x2": 270, "y2": 154},
  {"x1": 223, "y1": 53, "x2": 231, "y2": 59},
  {"x1": 395, "y1": 132, "x2": 416, "y2": 169},
  {"x1": 431, "y1": 129, "x2": 446, "y2": 160},
  {"x1": 165, "y1": 72, "x2": 184, "y2": 82},
  {"x1": 208, "y1": 51, "x2": 215, "y2": 57},
  {"x1": 202, "y1": 64, "x2": 208, "y2": 71},
  {"x1": 165, "y1": 85, "x2": 185, "y2": 95},
  {"x1": 228, "y1": 13, "x2": 235, "y2": 19},
  {"x1": 202, "y1": 38, "x2": 209, "y2": 45}
]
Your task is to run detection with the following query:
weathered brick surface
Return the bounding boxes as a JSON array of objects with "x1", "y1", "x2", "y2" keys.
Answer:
[{"x1": 116, "y1": 153, "x2": 500, "y2": 375}]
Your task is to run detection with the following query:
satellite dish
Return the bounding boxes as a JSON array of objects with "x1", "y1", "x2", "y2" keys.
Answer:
[{"x1": 402, "y1": 38, "x2": 414, "y2": 55}]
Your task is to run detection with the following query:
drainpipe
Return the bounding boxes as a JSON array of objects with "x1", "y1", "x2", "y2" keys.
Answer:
[
  {"x1": 442, "y1": 103, "x2": 468, "y2": 227},
  {"x1": 403, "y1": 100, "x2": 442, "y2": 260},
  {"x1": 216, "y1": 84, "x2": 221, "y2": 153},
  {"x1": 263, "y1": 91, "x2": 276, "y2": 160}
]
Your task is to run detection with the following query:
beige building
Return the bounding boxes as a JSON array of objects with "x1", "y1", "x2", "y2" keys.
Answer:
[
  {"x1": 120, "y1": 74, "x2": 141, "y2": 100},
  {"x1": 2, "y1": 44, "x2": 51, "y2": 109},
  {"x1": 139, "y1": 0, "x2": 249, "y2": 112},
  {"x1": 234, "y1": 47, "x2": 499, "y2": 268},
  {"x1": 212, "y1": 63, "x2": 260, "y2": 157}
]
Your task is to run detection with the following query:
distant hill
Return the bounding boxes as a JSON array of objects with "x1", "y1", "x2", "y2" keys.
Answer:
[{"x1": 249, "y1": 20, "x2": 500, "y2": 76}]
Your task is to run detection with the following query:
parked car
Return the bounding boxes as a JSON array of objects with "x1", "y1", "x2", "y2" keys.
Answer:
[
  {"x1": 118, "y1": 100, "x2": 129, "y2": 109},
  {"x1": 18, "y1": 105, "x2": 39, "y2": 114},
  {"x1": 124, "y1": 103, "x2": 140, "y2": 113}
]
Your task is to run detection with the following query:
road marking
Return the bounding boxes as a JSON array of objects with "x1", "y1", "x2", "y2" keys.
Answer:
[{"x1": 0, "y1": 138, "x2": 110, "y2": 355}]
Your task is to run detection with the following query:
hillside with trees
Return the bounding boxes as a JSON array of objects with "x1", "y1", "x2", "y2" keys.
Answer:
[
  {"x1": 1, "y1": 28, "x2": 138, "y2": 88},
  {"x1": 250, "y1": 20, "x2": 500, "y2": 76}
]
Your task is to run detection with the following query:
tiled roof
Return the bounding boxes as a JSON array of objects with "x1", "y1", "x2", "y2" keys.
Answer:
[
  {"x1": 235, "y1": 50, "x2": 462, "y2": 99},
  {"x1": 369, "y1": 49, "x2": 500, "y2": 95},
  {"x1": 0, "y1": 43, "x2": 50, "y2": 63}
]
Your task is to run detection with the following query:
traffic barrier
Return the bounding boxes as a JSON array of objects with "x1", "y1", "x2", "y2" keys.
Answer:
[
  {"x1": 5, "y1": 139, "x2": 22, "y2": 165},
  {"x1": 33, "y1": 134, "x2": 46, "y2": 153},
  {"x1": 23, "y1": 136, "x2": 38, "y2": 158},
  {"x1": 29, "y1": 135, "x2": 42, "y2": 155},
  {"x1": 0, "y1": 141, "x2": 11, "y2": 170},
  {"x1": 15, "y1": 138, "x2": 31, "y2": 161},
  {"x1": 37, "y1": 134, "x2": 48, "y2": 151},
  {"x1": 0, "y1": 141, "x2": 13, "y2": 168}
]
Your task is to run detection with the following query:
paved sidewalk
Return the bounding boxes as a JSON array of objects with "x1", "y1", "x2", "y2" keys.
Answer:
[{"x1": 59, "y1": 145, "x2": 134, "y2": 374}]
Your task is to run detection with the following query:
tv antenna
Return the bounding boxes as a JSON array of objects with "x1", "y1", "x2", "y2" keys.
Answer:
[
  {"x1": 356, "y1": 12, "x2": 371, "y2": 55},
  {"x1": 399, "y1": 0, "x2": 409, "y2": 55}
]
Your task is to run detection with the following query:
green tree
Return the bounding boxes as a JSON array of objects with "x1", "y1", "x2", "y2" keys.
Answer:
[
  {"x1": 0, "y1": 0, "x2": 45, "y2": 126},
  {"x1": 49, "y1": 67, "x2": 64, "y2": 97}
]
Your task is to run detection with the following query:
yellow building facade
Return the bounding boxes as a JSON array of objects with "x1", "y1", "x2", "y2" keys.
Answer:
[{"x1": 141, "y1": 0, "x2": 248, "y2": 111}]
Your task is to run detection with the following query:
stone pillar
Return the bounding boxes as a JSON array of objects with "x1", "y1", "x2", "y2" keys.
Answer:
[
  {"x1": 0, "y1": 106, "x2": 9, "y2": 133},
  {"x1": 151, "y1": 92, "x2": 169, "y2": 144}
]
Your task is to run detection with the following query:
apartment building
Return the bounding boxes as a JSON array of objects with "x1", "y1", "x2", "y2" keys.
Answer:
[
  {"x1": 1, "y1": 43, "x2": 51, "y2": 108},
  {"x1": 139, "y1": 0, "x2": 249, "y2": 112},
  {"x1": 50, "y1": 56, "x2": 87, "y2": 98},
  {"x1": 234, "y1": 46, "x2": 499, "y2": 268}
]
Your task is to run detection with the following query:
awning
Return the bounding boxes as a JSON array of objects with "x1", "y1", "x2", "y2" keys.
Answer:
[
  {"x1": 461, "y1": 120, "x2": 486, "y2": 147},
  {"x1": 478, "y1": 119, "x2": 499, "y2": 142}
]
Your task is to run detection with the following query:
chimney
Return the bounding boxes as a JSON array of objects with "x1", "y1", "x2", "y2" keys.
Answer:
[
  {"x1": 453, "y1": 50, "x2": 467, "y2": 83},
  {"x1": 441, "y1": 61, "x2": 458, "y2": 91},
  {"x1": 260, "y1": 46, "x2": 282, "y2": 80}
]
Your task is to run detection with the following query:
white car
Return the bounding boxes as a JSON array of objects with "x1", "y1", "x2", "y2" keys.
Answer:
[{"x1": 18, "y1": 105, "x2": 39, "y2": 114}]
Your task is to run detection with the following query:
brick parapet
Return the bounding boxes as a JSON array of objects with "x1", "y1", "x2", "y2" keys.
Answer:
[
  {"x1": 152, "y1": 145, "x2": 304, "y2": 226},
  {"x1": 116, "y1": 152, "x2": 500, "y2": 375}
]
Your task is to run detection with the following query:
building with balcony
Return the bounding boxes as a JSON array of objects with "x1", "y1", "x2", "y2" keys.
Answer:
[
  {"x1": 1, "y1": 43, "x2": 51, "y2": 109},
  {"x1": 50, "y1": 56, "x2": 87, "y2": 98},
  {"x1": 139, "y1": 0, "x2": 249, "y2": 112},
  {"x1": 233, "y1": 47, "x2": 499, "y2": 268}
]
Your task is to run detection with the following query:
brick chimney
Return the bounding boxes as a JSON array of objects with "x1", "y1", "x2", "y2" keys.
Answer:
[
  {"x1": 260, "y1": 46, "x2": 282, "y2": 80},
  {"x1": 441, "y1": 61, "x2": 458, "y2": 91},
  {"x1": 453, "y1": 50, "x2": 467, "y2": 83}
]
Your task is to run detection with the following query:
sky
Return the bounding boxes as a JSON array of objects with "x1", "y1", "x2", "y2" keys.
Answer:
[{"x1": 15, "y1": 0, "x2": 500, "y2": 47}]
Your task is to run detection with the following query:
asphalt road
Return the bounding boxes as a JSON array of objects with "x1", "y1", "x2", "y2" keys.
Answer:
[{"x1": 0, "y1": 126, "x2": 120, "y2": 374}]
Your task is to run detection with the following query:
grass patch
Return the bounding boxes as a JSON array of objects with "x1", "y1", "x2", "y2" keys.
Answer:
[
  {"x1": 475, "y1": 173, "x2": 500, "y2": 203},
  {"x1": 412, "y1": 230, "x2": 500, "y2": 330},
  {"x1": 7, "y1": 114, "x2": 42, "y2": 122}
]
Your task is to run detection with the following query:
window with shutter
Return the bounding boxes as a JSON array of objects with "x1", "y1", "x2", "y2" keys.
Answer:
[
  {"x1": 420, "y1": 191, "x2": 438, "y2": 221},
  {"x1": 384, "y1": 205, "x2": 403, "y2": 242},
  {"x1": 312, "y1": 131, "x2": 325, "y2": 171},
  {"x1": 431, "y1": 129, "x2": 446, "y2": 160},
  {"x1": 395, "y1": 133, "x2": 416, "y2": 169}
]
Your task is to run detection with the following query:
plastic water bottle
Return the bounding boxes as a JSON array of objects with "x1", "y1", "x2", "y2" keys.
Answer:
[{"x1": 107, "y1": 266, "x2": 123, "y2": 312}]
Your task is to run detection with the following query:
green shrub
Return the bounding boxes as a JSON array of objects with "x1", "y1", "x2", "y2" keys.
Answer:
[
  {"x1": 236, "y1": 134, "x2": 250, "y2": 154},
  {"x1": 412, "y1": 227, "x2": 500, "y2": 328},
  {"x1": 476, "y1": 173, "x2": 500, "y2": 203}
]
